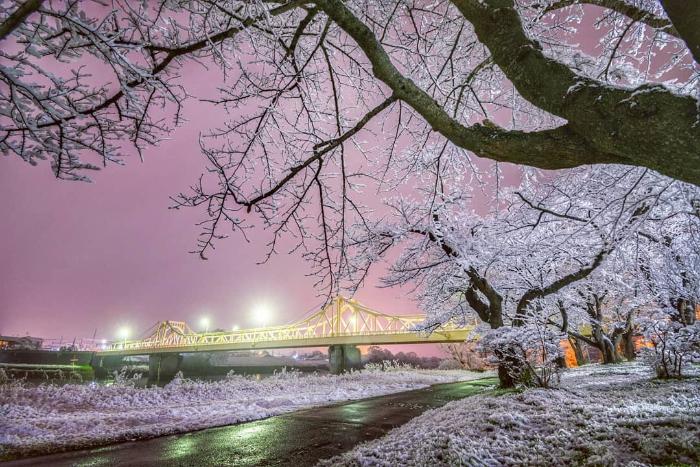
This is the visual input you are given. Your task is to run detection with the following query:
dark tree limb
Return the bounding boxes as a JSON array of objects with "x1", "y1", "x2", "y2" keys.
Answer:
[
  {"x1": 450, "y1": 0, "x2": 700, "y2": 185},
  {"x1": 661, "y1": 0, "x2": 700, "y2": 64},
  {"x1": 0, "y1": 0, "x2": 44, "y2": 41},
  {"x1": 514, "y1": 247, "x2": 608, "y2": 324},
  {"x1": 316, "y1": 0, "x2": 625, "y2": 170}
]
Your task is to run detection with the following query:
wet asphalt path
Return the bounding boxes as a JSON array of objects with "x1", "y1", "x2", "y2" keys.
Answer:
[{"x1": 6, "y1": 377, "x2": 497, "y2": 467}]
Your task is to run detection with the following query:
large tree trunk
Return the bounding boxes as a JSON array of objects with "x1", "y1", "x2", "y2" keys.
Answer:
[
  {"x1": 497, "y1": 362, "x2": 517, "y2": 389},
  {"x1": 600, "y1": 338, "x2": 620, "y2": 364},
  {"x1": 494, "y1": 340, "x2": 519, "y2": 388},
  {"x1": 621, "y1": 330, "x2": 636, "y2": 361},
  {"x1": 592, "y1": 327, "x2": 620, "y2": 364},
  {"x1": 495, "y1": 345, "x2": 535, "y2": 388},
  {"x1": 592, "y1": 327, "x2": 608, "y2": 363}
]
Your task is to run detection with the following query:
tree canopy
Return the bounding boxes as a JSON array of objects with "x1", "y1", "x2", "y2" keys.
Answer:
[{"x1": 1, "y1": 1, "x2": 698, "y2": 179}]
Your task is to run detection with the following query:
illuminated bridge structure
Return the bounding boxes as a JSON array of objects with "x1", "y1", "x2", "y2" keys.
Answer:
[
  {"x1": 99, "y1": 296, "x2": 471, "y2": 355},
  {"x1": 94, "y1": 296, "x2": 472, "y2": 379}
]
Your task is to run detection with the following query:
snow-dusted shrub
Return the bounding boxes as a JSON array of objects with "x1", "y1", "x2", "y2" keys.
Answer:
[
  {"x1": 437, "y1": 359, "x2": 463, "y2": 370},
  {"x1": 640, "y1": 315, "x2": 700, "y2": 378},
  {"x1": 163, "y1": 371, "x2": 189, "y2": 387},
  {"x1": 441, "y1": 340, "x2": 490, "y2": 371},
  {"x1": 111, "y1": 368, "x2": 142, "y2": 387},
  {"x1": 364, "y1": 360, "x2": 415, "y2": 372},
  {"x1": 271, "y1": 367, "x2": 303, "y2": 380},
  {"x1": 363, "y1": 362, "x2": 383, "y2": 372},
  {"x1": 480, "y1": 323, "x2": 563, "y2": 388}
]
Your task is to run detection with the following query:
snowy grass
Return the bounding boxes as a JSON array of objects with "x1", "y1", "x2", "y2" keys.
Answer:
[
  {"x1": 320, "y1": 362, "x2": 700, "y2": 466},
  {"x1": 0, "y1": 366, "x2": 489, "y2": 460}
]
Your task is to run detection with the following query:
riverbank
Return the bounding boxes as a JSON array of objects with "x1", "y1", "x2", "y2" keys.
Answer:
[
  {"x1": 2, "y1": 378, "x2": 498, "y2": 466},
  {"x1": 0, "y1": 366, "x2": 491, "y2": 461}
]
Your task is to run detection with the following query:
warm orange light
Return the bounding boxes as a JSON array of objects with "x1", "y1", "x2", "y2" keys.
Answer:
[{"x1": 560, "y1": 339, "x2": 578, "y2": 368}]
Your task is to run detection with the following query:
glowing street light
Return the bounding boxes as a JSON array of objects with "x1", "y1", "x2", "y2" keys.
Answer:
[
  {"x1": 231, "y1": 324, "x2": 240, "y2": 331},
  {"x1": 251, "y1": 302, "x2": 274, "y2": 327},
  {"x1": 200, "y1": 316, "x2": 210, "y2": 333},
  {"x1": 117, "y1": 327, "x2": 129, "y2": 349}
]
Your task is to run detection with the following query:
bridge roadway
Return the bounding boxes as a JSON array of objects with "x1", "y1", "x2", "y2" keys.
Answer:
[{"x1": 95, "y1": 329, "x2": 471, "y2": 357}]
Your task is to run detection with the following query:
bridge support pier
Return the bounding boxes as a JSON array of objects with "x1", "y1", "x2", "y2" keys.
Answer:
[
  {"x1": 148, "y1": 353, "x2": 182, "y2": 385},
  {"x1": 328, "y1": 344, "x2": 361, "y2": 374}
]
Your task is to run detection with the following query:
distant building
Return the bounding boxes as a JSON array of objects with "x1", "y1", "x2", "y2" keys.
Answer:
[{"x1": 0, "y1": 335, "x2": 44, "y2": 350}]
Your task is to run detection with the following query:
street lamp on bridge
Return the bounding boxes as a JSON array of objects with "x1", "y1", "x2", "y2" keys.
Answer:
[{"x1": 117, "y1": 327, "x2": 129, "y2": 348}]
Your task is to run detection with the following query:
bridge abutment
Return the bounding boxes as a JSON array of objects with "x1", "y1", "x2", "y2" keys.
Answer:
[
  {"x1": 90, "y1": 354, "x2": 126, "y2": 379},
  {"x1": 328, "y1": 344, "x2": 361, "y2": 374},
  {"x1": 148, "y1": 353, "x2": 182, "y2": 385}
]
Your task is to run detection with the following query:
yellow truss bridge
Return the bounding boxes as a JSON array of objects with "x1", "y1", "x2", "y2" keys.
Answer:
[{"x1": 98, "y1": 296, "x2": 472, "y2": 357}]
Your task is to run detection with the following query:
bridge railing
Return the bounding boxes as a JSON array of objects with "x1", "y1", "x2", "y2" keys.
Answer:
[{"x1": 107, "y1": 325, "x2": 470, "y2": 352}]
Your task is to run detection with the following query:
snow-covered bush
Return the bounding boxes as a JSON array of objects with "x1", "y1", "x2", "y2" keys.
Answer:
[
  {"x1": 480, "y1": 323, "x2": 563, "y2": 388},
  {"x1": 640, "y1": 315, "x2": 700, "y2": 378},
  {"x1": 437, "y1": 359, "x2": 463, "y2": 370},
  {"x1": 364, "y1": 346, "x2": 442, "y2": 368},
  {"x1": 441, "y1": 340, "x2": 490, "y2": 371},
  {"x1": 271, "y1": 367, "x2": 303, "y2": 380},
  {"x1": 364, "y1": 361, "x2": 415, "y2": 372},
  {"x1": 111, "y1": 368, "x2": 142, "y2": 387}
]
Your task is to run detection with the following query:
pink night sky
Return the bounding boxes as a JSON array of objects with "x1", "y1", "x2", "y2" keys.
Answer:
[{"x1": 0, "y1": 60, "x2": 432, "y2": 352}]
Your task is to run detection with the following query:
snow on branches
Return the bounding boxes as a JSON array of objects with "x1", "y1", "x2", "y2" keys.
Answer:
[
  {"x1": 640, "y1": 314, "x2": 700, "y2": 378},
  {"x1": 358, "y1": 165, "x2": 699, "y2": 386},
  {"x1": 479, "y1": 318, "x2": 564, "y2": 388}
]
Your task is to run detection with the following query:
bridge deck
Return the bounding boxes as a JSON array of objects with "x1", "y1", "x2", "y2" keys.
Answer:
[{"x1": 96, "y1": 329, "x2": 470, "y2": 356}]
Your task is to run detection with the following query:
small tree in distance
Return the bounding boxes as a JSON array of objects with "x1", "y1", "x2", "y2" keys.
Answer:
[{"x1": 441, "y1": 339, "x2": 490, "y2": 372}]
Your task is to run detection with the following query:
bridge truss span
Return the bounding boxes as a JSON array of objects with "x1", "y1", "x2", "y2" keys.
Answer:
[{"x1": 100, "y1": 296, "x2": 472, "y2": 356}]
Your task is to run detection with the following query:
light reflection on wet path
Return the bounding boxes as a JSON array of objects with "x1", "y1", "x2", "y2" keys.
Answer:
[{"x1": 7, "y1": 378, "x2": 496, "y2": 466}]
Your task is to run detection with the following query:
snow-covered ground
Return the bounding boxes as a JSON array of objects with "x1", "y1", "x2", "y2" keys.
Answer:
[
  {"x1": 320, "y1": 362, "x2": 700, "y2": 466},
  {"x1": 0, "y1": 366, "x2": 489, "y2": 459}
]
